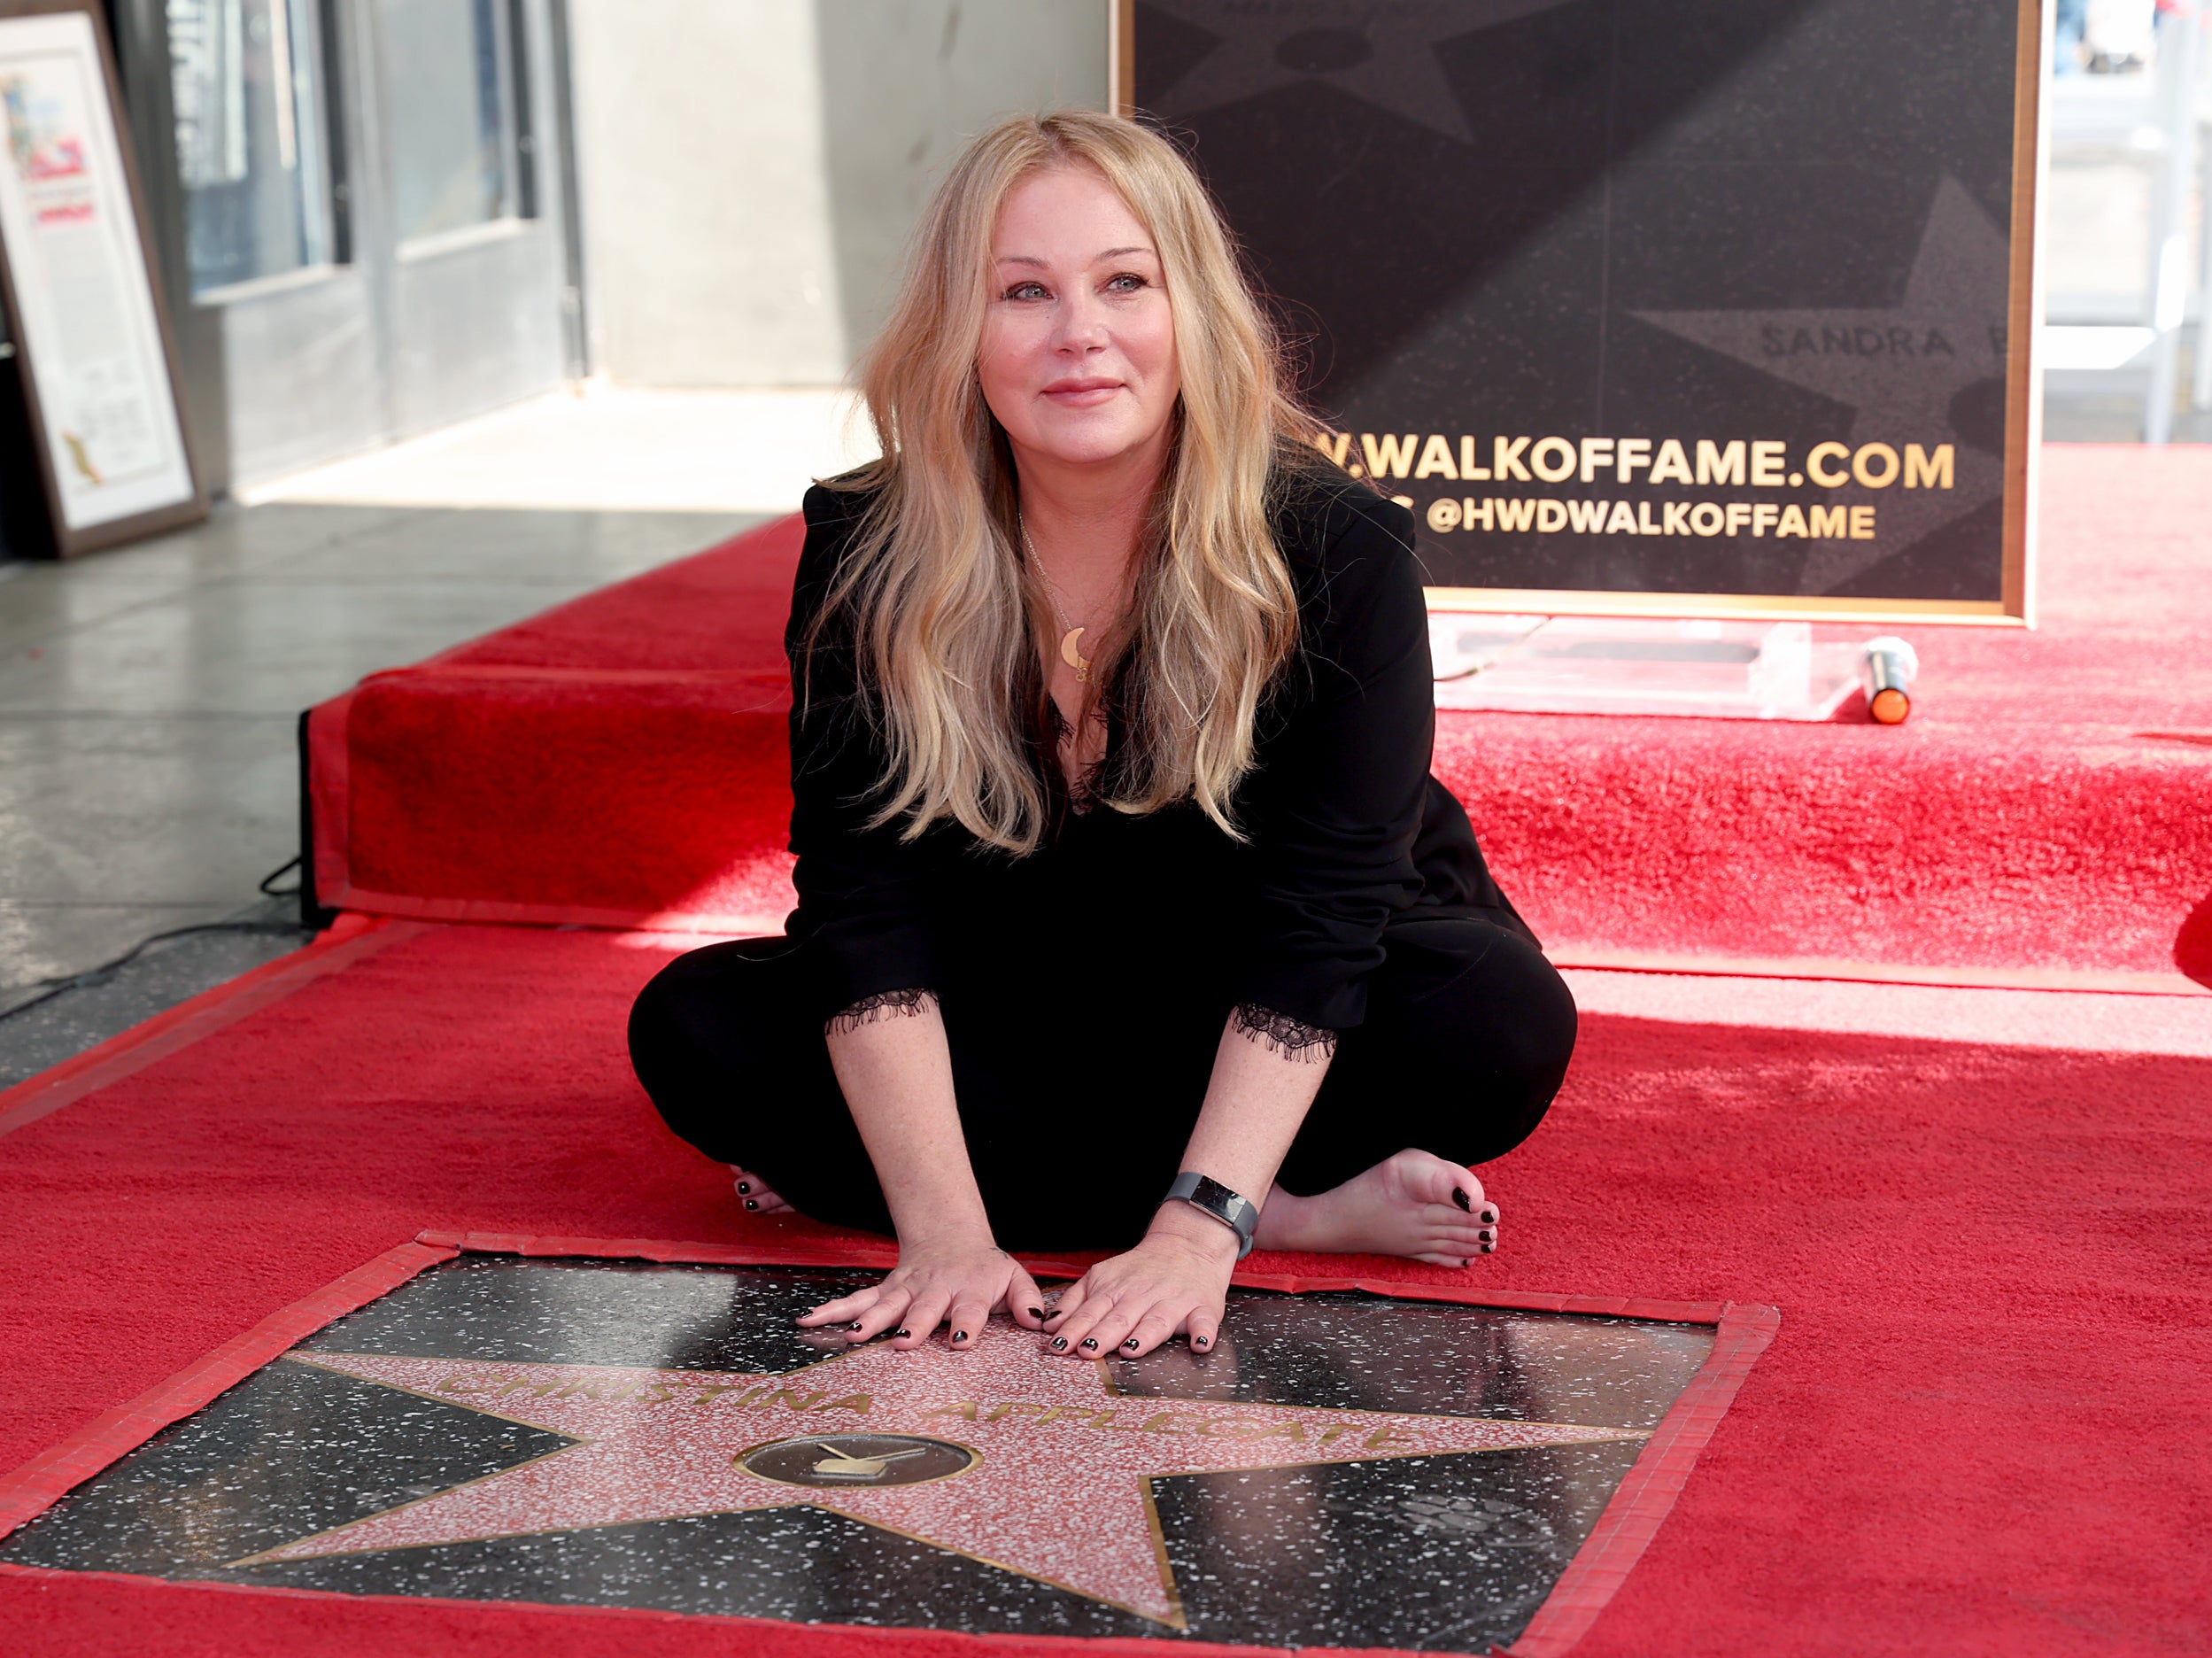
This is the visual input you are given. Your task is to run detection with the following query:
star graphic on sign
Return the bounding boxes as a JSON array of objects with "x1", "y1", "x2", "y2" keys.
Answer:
[
  {"x1": 1633, "y1": 177, "x2": 2012, "y2": 594},
  {"x1": 239, "y1": 1327, "x2": 1644, "y2": 1625},
  {"x1": 1141, "y1": 0, "x2": 1578, "y2": 143}
]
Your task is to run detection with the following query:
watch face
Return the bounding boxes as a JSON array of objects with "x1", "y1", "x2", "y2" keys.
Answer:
[{"x1": 1189, "y1": 1175, "x2": 1250, "y2": 1222}]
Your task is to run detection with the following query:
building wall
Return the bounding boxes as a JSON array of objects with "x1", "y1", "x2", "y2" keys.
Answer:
[{"x1": 566, "y1": 0, "x2": 1110, "y2": 388}]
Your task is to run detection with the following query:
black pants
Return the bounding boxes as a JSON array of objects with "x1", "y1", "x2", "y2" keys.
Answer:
[{"x1": 629, "y1": 913, "x2": 1576, "y2": 1252}]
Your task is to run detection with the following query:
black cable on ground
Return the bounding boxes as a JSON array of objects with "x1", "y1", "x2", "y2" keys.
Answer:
[
  {"x1": 259, "y1": 855, "x2": 303, "y2": 898},
  {"x1": 0, "y1": 922, "x2": 310, "y2": 1026}
]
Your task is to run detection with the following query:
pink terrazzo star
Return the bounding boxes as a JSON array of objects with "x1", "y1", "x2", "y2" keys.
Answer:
[{"x1": 243, "y1": 1326, "x2": 1644, "y2": 1624}]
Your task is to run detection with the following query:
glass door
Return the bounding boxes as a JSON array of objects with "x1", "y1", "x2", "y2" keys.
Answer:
[
  {"x1": 166, "y1": 0, "x2": 337, "y2": 294},
  {"x1": 151, "y1": 0, "x2": 575, "y2": 489},
  {"x1": 376, "y1": 0, "x2": 521, "y2": 251},
  {"x1": 366, "y1": 0, "x2": 567, "y2": 438}
]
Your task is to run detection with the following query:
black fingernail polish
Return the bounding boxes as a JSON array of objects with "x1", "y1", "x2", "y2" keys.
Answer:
[
  {"x1": 1123, "y1": 1337, "x2": 1141, "y2": 1350},
  {"x1": 954, "y1": 1330, "x2": 969, "y2": 1343},
  {"x1": 1453, "y1": 1188, "x2": 1472, "y2": 1212},
  {"x1": 1051, "y1": 1336, "x2": 1068, "y2": 1351},
  {"x1": 1193, "y1": 1336, "x2": 1210, "y2": 1349},
  {"x1": 744, "y1": 1199, "x2": 758, "y2": 1212},
  {"x1": 738, "y1": 1182, "x2": 751, "y2": 1195},
  {"x1": 894, "y1": 1329, "x2": 911, "y2": 1338},
  {"x1": 847, "y1": 1321, "x2": 862, "y2": 1330},
  {"x1": 1029, "y1": 1306, "x2": 1045, "y2": 1320},
  {"x1": 1080, "y1": 1337, "x2": 1098, "y2": 1351}
]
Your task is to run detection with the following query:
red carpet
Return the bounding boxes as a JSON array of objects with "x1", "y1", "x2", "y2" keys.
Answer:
[
  {"x1": 9, "y1": 443, "x2": 2208, "y2": 1650},
  {"x1": 306, "y1": 446, "x2": 2212, "y2": 988},
  {"x1": 2, "y1": 920, "x2": 2208, "y2": 1654}
]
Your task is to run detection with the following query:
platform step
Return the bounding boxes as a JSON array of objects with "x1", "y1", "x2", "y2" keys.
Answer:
[{"x1": 304, "y1": 450, "x2": 2212, "y2": 989}]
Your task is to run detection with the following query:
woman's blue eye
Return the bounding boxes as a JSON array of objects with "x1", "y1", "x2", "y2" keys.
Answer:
[
  {"x1": 1106, "y1": 273, "x2": 1148, "y2": 292},
  {"x1": 1005, "y1": 282, "x2": 1049, "y2": 301}
]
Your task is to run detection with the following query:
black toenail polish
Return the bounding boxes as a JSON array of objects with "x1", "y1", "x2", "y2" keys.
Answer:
[
  {"x1": 1481, "y1": 1205, "x2": 1498, "y2": 1224},
  {"x1": 1051, "y1": 1336, "x2": 1068, "y2": 1351},
  {"x1": 847, "y1": 1321, "x2": 862, "y2": 1330},
  {"x1": 894, "y1": 1329, "x2": 911, "y2": 1338},
  {"x1": 954, "y1": 1330, "x2": 969, "y2": 1343},
  {"x1": 744, "y1": 1199, "x2": 758, "y2": 1211},
  {"x1": 1080, "y1": 1337, "x2": 1099, "y2": 1351},
  {"x1": 1029, "y1": 1306, "x2": 1045, "y2": 1320},
  {"x1": 1481, "y1": 1241, "x2": 1497, "y2": 1253},
  {"x1": 1193, "y1": 1336, "x2": 1210, "y2": 1348},
  {"x1": 737, "y1": 1182, "x2": 751, "y2": 1194},
  {"x1": 1481, "y1": 1228, "x2": 1497, "y2": 1241},
  {"x1": 1122, "y1": 1337, "x2": 1141, "y2": 1350},
  {"x1": 1453, "y1": 1189, "x2": 1472, "y2": 1212}
]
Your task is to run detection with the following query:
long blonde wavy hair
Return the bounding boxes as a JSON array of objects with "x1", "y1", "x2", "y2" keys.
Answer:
[{"x1": 811, "y1": 110, "x2": 1322, "y2": 856}]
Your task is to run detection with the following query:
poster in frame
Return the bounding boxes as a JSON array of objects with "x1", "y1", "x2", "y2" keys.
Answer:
[
  {"x1": 0, "y1": 0, "x2": 205, "y2": 558},
  {"x1": 1110, "y1": 0, "x2": 2044, "y2": 626}
]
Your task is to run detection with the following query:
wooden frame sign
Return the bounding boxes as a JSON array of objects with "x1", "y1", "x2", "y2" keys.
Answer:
[
  {"x1": 1115, "y1": 0, "x2": 2044, "y2": 624},
  {"x1": 0, "y1": 0, "x2": 203, "y2": 557}
]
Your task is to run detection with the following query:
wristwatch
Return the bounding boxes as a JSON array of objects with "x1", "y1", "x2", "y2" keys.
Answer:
[{"x1": 1163, "y1": 1172, "x2": 1259, "y2": 1259}]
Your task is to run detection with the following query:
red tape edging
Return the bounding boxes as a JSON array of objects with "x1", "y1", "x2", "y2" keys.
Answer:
[
  {"x1": 0, "y1": 1557, "x2": 1458, "y2": 1658},
  {"x1": 1550, "y1": 945, "x2": 2209, "y2": 998},
  {"x1": 0, "y1": 1238, "x2": 459, "y2": 1540},
  {"x1": 0, "y1": 914, "x2": 421, "y2": 1143},
  {"x1": 0, "y1": 1231, "x2": 1778, "y2": 1658},
  {"x1": 306, "y1": 885, "x2": 791, "y2": 935},
  {"x1": 1505, "y1": 1300, "x2": 1782, "y2": 1658}
]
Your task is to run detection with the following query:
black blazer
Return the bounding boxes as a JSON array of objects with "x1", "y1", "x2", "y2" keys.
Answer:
[{"x1": 781, "y1": 461, "x2": 1528, "y2": 1034}]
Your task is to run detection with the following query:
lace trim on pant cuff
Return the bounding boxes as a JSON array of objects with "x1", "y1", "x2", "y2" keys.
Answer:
[
  {"x1": 825, "y1": 987, "x2": 939, "y2": 1036},
  {"x1": 1233, "y1": 1002, "x2": 1339, "y2": 1063}
]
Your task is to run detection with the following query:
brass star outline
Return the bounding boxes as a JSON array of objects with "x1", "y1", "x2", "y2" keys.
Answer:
[{"x1": 232, "y1": 1326, "x2": 1647, "y2": 1626}]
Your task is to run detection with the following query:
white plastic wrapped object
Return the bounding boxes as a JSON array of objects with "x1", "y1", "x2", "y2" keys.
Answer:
[{"x1": 1432, "y1": 616, "x2": 1865, "y2": 721}]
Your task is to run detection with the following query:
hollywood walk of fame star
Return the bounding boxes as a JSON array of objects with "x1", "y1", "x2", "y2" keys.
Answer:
[
  {"x1": 1141, "y1": 0, "x2": 1578, "y2": 143},
  {"x1": 1633, "y1": 177, "x2": 2013, "y2": 595},
  {"x1": 239, "y1": 1325, "x2": 1646, "y2": 1625}
]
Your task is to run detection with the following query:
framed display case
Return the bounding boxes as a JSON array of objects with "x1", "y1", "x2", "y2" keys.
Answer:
[{"x1": 0, "y1": 0, "x2": 204, "y2": 557}]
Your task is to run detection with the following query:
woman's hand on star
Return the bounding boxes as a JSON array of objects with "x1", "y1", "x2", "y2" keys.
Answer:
[
  {"x1": 797, "y1": 1238, "x2": 1048, "y2": 1352},
  {"x1": 1044, "y1": 1204, "x2": 1239, "y2": 1359}
]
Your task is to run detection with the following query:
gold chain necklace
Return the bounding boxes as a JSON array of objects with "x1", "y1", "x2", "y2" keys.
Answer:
[{"x1": 1017, "y1": 518, "x2": 1094, "y2": 683}]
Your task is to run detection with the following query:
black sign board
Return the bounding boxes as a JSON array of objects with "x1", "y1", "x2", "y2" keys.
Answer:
[{"x1": 1117, "y1": 0, "x2": 2041, "y2": 623}]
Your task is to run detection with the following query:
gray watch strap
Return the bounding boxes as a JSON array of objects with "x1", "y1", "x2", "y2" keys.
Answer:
[{"x1": 1164, "y1": 1171, "x2": 1258, "y2": 1259}]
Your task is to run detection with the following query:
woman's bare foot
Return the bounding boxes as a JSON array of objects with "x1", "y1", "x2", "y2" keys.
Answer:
[
  {"x1": 728, "y1": 1166, "x2": 793, "y2": 1216},
  {"x1": 1252, "y1": 1149, "x2": 1500, "y2": 1267}
]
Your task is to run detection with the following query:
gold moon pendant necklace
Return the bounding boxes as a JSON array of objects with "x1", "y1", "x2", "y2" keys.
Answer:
[{"x1": 1018, "y1": 520, "x2": 1094, "y2": 683}]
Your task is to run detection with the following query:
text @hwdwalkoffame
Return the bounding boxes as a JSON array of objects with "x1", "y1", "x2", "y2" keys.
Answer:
[{"x1": 1319, "y1": 431, "x2": 1959, "y2": 543}]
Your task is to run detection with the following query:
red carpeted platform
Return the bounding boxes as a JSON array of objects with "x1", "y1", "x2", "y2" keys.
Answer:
[
  {"x1": 305, "y1": 445, "x2": 2212, "y2": 990},
  {"x1": 1, "y1": 919, "x2": 2206, "y2": 1654}
]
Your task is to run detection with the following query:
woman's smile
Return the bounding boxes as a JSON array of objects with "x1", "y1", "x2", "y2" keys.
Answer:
[{"x1": 1040, "y1": 376, "x2": 1125, "y2": 407}]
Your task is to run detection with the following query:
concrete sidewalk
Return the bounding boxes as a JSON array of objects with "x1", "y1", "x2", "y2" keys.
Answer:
[{"x1": 0, "y1": 384, "x2": 884, "y2": 1073}]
